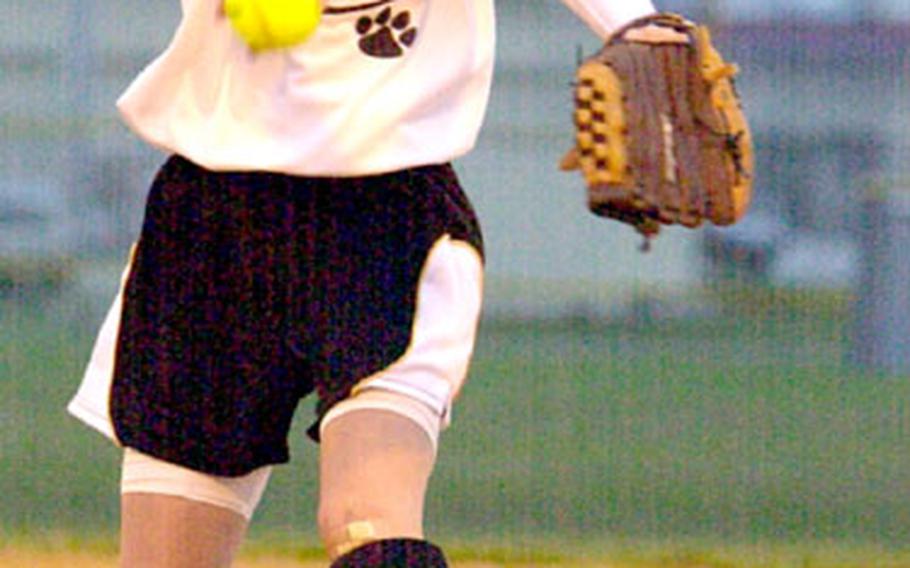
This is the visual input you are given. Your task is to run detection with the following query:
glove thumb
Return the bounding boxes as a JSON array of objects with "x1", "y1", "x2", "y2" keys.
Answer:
[{"x1": 560, "y1": 148, "x2": 581, "y2": 171}]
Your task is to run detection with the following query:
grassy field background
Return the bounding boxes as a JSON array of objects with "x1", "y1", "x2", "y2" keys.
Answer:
[
  {"x1": 2, "y1": 270, "x2": 910, "y2": 567},
  {"x1": 3, "y1": 1, "x2": 908, "y2": 565}
]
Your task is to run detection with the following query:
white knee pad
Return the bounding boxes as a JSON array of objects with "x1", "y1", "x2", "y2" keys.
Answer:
[
  {"x1": 120, "y1": 448, "x2": 272, "y2": 521},
  {"x1": 320, "y1": 388, "x2": 442, "y2": 453}
]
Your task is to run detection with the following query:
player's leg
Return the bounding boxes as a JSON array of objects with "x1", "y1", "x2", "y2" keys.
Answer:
[
  {"x1": 118, "y1": 448, "x2": 271, "y2": 568},
  {"x1": 317, "y1": 400, "x2": 433, "y2": 554},
  {"x1": 120, "y1": 494, "x2": 246, "y2": 568},
  {"x1": 67, "y1": 157, "x2": 297, "y2": 567},
  {"x1": 309, "y1": 166, "x2": 483, "y2": 566},
  {"x1": 318, "y1": 400, "x2": 448, "y2": 566}
]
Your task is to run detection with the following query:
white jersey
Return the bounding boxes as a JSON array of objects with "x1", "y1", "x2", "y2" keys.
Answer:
[{"x1": 117, "y1": 0, "x2": 655, "y2": 177}]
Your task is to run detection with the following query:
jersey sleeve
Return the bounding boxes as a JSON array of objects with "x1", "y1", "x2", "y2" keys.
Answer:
[{"x1": 558, "y1": 0, "x2": 657, "y2": 38}]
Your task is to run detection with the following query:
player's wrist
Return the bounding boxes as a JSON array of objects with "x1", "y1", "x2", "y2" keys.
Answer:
[{"x1": 604, "y1": 0, "x2": 659, "y2": 31}]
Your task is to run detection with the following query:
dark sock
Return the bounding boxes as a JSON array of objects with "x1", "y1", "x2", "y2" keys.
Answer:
[{"x1": 330, "y1": 538, "x2": 448, "y2": 568}]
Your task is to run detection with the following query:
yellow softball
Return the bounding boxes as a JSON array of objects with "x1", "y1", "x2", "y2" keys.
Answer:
[{"x1": 224, "y1": 0, "x2": 322, "y2": 52}]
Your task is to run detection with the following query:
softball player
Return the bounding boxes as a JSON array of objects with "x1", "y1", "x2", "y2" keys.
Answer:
[{"x1": 67, "y1": 0, "x2": 657, "y2": 565}]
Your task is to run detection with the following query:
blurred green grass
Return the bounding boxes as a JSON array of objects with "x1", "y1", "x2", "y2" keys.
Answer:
[
  {"x1": 429, "y1": 290, "x2": 910, "y2": 548},
  {"x1": 2, "y1": 282, "x2": 909, "y2": 563}
]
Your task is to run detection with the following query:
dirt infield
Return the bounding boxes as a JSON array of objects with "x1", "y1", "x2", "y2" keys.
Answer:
[
  {"x1": 4, "y1": 536, "x2": 905, "y2": 567},
  {"x1": 0, "y1": 550, "x2": 601, "y2": 568},
  {"x1": 0, "y1": 550, "x2": 506, "y2": 568},
  {"x1": 0, "y1": 550, "x2": 389, "y2": 568},
  {"x1": 5, "y1": 546, "x2": 908, "y2": 567}
]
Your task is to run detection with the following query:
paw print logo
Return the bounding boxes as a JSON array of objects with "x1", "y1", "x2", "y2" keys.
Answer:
[{"x1": 356, "y1": 7, "x2": 417, "y2": 58}]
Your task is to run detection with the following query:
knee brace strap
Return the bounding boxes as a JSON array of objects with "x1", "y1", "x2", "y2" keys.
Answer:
[{"x1": 327, "y1": 520, "x2": 387, "y2": 559}]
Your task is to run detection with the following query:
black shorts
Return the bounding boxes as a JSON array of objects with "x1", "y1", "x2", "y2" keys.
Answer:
[{"x1": 91, "y1": 156, "x2": 483, "y2": 476}]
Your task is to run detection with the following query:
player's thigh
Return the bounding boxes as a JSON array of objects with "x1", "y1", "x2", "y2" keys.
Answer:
[
  {"x1": 120, "y1": 493, "x2": 247, "y2": 568},
  {"x1": 118, "y1": 447, "x2": 272, "y2": 567}
]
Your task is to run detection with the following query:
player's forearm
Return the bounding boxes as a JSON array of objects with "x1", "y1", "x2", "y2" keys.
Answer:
[{"x1": 559, "y1": 0, "x2": 657, "y2": 38}]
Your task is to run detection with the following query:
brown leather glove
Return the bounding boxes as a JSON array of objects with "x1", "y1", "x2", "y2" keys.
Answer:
[{"x1": 561, "y1": 13, "x2": 753, "y2": 249}]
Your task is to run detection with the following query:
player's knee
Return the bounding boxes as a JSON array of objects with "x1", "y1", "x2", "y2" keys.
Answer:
[
  {"x1": 318, "y1": 493, "x2": 426, "y2": 558},
  {"x1": 317, "y1": 391, "x2": 440, "y2": 558},
  {"x1": 318, "y1": 514, "x2": 391, "y2": 560},
  {"x1": 320, "y1": 518, "x2": 450, "y2": 566},
  {"x1": 316, "y1": 480, "x2": 393, "y2": 556},
  {"x1": 316, "y1": 480, "x2": 424, "y2": 558}
]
